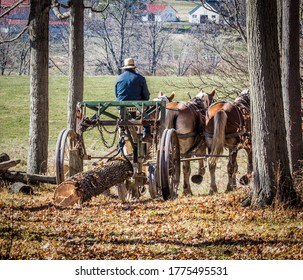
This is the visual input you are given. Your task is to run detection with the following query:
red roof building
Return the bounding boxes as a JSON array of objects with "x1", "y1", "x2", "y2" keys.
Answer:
[
  {"x1": 0, "y1": 1, "x2": 68, "y2": 32},
  {"x1": 142, "y1": 4, "x2": 177, "y2": 22}
]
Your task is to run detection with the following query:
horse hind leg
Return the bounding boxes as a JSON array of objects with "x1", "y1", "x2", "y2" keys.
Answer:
[
  {"x1": 226, "y1": 145, "x2": 238, "y2": 192},
  {"x1": 240, "y1": 147, "x2": 253, "y2": 185},
  {"x1": 191, "y1": 146, "x2": 206, "y2": 184},
  {"x1": 182, "y1": 160, "x2": 193, "y2": 196},
  {"x1": 208, "y1": 160, "x2": 218, "y2": 194}
]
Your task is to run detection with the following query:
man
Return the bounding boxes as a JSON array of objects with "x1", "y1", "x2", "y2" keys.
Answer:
[{"x1": 115, "y1": 58, "x2": 152, "y2": 142}]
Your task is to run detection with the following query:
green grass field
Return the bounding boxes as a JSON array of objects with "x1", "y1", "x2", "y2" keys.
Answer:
[{"x1": 0, "y1": 75, "x2": 212, "y2": 169}]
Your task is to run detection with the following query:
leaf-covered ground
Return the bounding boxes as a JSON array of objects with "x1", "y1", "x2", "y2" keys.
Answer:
[{"x1": 1, "y1": 186, "x2": 303, "y2": 260}]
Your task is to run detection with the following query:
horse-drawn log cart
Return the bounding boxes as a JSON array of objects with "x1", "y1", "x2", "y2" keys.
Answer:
[{"x1": 54, "y1": 99, "x2": 181, "y2": 204}]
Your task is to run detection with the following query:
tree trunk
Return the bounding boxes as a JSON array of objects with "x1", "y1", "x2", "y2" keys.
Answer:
[
  {"x1": 68, "y1": 0, "x2": 84, "y2": 131},
  {"x1": 54, "y1": 159, "x2": 133, "y2": 207},
  {"x1": 247, "y1": 1, "x2": 297, "y2": 207},
  {"x1": 27, "y1": 0, "x2": 50, "y2": 174},
  {"x1": 280, "y1": 0, "x2": 303, "y2": 174}
]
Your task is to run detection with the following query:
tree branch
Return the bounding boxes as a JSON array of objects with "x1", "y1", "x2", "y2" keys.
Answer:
[
  {"x1": 0, "y1": 26, "x2": 28, "y2": 44},
  {"x1": 51, "y1": 0, "x2": 70, "y2": 19},
  {"x1": 0, "y1": 0, "x2": 25, "y2": 18},
  {"x1": 84, "y1": 0, "x2": 109, "y2": 13}
]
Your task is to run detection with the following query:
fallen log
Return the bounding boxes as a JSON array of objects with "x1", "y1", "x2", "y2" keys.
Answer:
[
  {"x1": 54, "y1": 158, "x2": 133, "y2": 207},
  {"x1": 0, "y1": 153, "x2": 10, "y2": 163},
  {"x1": 0, "y1": 159, "x2": 21, "y2": 172},
  {"x1": 1, "y1": 171, "x2": 57, "y2": 185},
  {"x1": 8, "y1": 182, "x2": 34, "y2": 195}
]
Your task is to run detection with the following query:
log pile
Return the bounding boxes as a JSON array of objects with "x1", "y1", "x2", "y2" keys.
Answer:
[
  {"x1": 0, "y1": 153, "x2": 56, "y2": 186},
  {"x1": 0, "y1": 152, "x2": 33, "y2": 194},
  {"x1": 0, "y1": 153, "x2": 20, "y2": 172},
  {"x1": 54, "y1": 158, "x2": 133, "y2": 207}
]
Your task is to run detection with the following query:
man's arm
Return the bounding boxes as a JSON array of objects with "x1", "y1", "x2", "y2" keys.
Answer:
[{"x1": 141, "y1": 78, "x2": 150, "y2": 100}]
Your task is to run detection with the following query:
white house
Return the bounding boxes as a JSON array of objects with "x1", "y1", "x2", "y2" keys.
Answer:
[
  {"x1": 189, "y1": 1, "x2": 223, "y2": 24},
  {"x1": 142, "y1": 4, "x2": 177, "y2": 22}
]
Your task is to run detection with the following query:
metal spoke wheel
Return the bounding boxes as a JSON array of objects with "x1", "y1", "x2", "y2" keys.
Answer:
[
  {"x1": 148, "y1": 164, "x2": 161, "y2": 199},
  {"x1": 55, "y1": 128, "x2": 83, "y2": 184},
  {"x1": 159, "y1": 128, "x2": 180, "y2": 200}
]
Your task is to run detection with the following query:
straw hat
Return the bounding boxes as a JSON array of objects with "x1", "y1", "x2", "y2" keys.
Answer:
[{"x1": 121, "y1": 58, "x2": 136, "y2": 69}]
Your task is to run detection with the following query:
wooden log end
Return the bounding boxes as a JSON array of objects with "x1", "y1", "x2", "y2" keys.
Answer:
[
  {"x1": 53, "y1": 180, "x2": 82, "y2": 207},
  {"x1": 0, "y1": 153, "x2": 10, "y2": 163},
  {"x1": 8, "y1": 182, "x2": 34, "y2": 195},
  {"x1": 53, "y1": 158, "x2": 134, "y2": 207}
]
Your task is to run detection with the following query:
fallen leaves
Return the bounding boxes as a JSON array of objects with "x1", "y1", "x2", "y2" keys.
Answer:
[{"x1": 0, "y1": 187, "x2": 303, "y2": 260}]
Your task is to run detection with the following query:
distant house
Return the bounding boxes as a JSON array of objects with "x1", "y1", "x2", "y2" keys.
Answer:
[
  {"x1": 142, "y1": 4, "x2": 177, "y2": 22},
  {"x1": 0, "y1": 0, "x2": 68, "y2": 33},
  {"x1": 189, "y1": 1, "x2": 223, "y2": 24}
]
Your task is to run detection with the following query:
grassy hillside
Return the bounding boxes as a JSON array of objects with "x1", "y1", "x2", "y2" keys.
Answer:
[{"x1": 0, "y1": 75, "x2": 212, "y2": 170}]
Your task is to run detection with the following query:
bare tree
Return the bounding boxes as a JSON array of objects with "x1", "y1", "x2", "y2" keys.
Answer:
[
  {"x1": 86, "y1": 0, "x2": 144, "y2": 75},
  {"x1": 141, "y1": 20, "x2": 169, "y2": 75},
  {"x1": 67, "y1": 0, "x2": 84, "y2": 130},
  {"x1": 279, "y1": 0, "x2": 303, "y2": 174},
  {"x1": 246, "y1": 0, "x2": 298, "y2": 207},
  {"x1": 187, "y1": 0, "x2": 249, "y2": 96},
  {"x1": 27, "y1": 0, "x2": 50, "y2": 174},
  {"x1": 0, "y1": 43, "x2": 9, "y2": 75}
]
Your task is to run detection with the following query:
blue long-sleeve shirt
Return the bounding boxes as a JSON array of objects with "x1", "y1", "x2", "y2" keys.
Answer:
[{"x1": 115, "y1": 70, "x2": 150, "y2": 101}]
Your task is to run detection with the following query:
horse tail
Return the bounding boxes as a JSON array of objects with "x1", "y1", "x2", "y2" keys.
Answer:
[
  {"x1": 209, "y1": 110, "x2": 227, "y2": 166},
  {"x1": 165, "y1": 109, "x2": 177, "y2": 129}
]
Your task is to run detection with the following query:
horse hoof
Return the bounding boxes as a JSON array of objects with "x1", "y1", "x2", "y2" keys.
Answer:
[
  {"x1": 191, "y1": 175, "x2": 203, "y2": 184},
  {"x1": 240, "y1": 175, "x2": 250, "y2": 185},
  {"x1": 182, "y1": 190, "x2": 193, "y2": 196},
  {"x1": 209, "y1": 189, "x2": 217, "y2": 195},
  {"x1": 225, "y1": 186, "x2": 236, "y2": 193}
]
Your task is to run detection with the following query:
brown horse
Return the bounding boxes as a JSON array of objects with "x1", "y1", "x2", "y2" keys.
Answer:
[
  {"x1": 164, "y1": 88, "x2": 216, "y2": 196},
  {"x1": 204, "y1": 89, "x2": 251, "y2": 193}
]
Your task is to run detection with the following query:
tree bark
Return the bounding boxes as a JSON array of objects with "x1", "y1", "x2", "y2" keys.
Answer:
[
  {"x1": 54, "y1": 158, "x2": 133, "y2": 207},
  {"x1": 247, "y1": 0, "x2": 297, "y2": 207},
  {"x1": 68, "y1": 0, "x2": 84, "y2": 131},
  {"x1": 280, "y1": 0, "x2": 303, "y2": 174},
  {"x1": 27, "y1": 0, "x2": 50, "y2": 174}
]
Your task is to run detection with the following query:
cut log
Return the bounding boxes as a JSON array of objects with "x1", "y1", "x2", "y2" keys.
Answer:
[
  {"x1": 54, "y1": 158, "x2": 133, "y2": 207},
  {"x1": 0, "y1": 159, "x2": 20, "y2": 172},
  {"x1": 1, "y1": 171, "x2": 57, "y2": 185},
  {"x1": 0, "y1": 153, "x2": 10, "y2": 163},
  {"x1": 8, "y1": 182, "x2": 34, "y2": 195}
]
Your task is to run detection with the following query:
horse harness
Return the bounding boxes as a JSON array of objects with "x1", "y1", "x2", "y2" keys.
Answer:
[
  {"x1": 166, "y1": 100, "x2": 206, "y2": 154},
  {"x1": 234, "y1": 97, "x2": 251, "y2": 147},
  {"x1": 203, "y1": 100, "x2": 249, "y2": 142}
]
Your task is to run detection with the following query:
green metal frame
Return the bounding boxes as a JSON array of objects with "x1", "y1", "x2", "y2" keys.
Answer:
[{"x1": 78, "y1": 100, "x2": 166, "y2": 127}]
